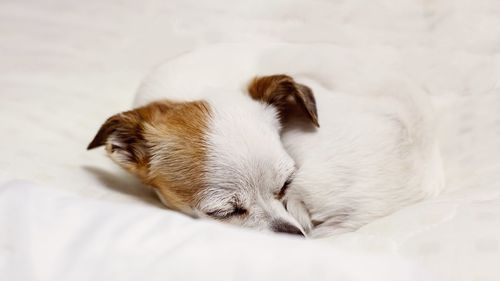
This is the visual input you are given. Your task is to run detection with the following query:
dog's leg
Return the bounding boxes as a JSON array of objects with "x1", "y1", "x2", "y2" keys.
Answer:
[{"x1": 285, "y1": 199, "x2": 313, "y2": 235}]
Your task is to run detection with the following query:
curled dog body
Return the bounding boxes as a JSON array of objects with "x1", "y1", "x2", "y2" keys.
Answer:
[{"x1": 89, "y1": 72, "x2": 444, "y2": 238}]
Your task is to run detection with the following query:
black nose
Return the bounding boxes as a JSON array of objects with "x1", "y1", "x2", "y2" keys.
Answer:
[{"x1": 271, "y1": 220, "x2": 305, "y2": 237}]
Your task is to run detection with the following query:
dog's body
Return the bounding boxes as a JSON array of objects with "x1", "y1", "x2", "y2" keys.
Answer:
[
  {"x1": 89, "y1": 69, "x2": 444, "y2": 237},
  {"x1": 279, "y1": 78, "x2": 444, "y2": 237}
]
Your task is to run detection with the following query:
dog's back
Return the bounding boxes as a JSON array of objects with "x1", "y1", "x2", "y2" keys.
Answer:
[{"x1": 282, "y1": 78, "x2": 445, "y2": 237}]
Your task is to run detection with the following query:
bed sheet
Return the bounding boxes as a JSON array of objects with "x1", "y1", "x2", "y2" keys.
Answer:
[{"x1": 0, "y1": 180, "x2": 433, "y2": 281}]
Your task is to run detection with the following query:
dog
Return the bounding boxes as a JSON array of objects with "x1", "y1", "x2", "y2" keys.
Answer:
[{"x1": 88, "y1": 74, "x2": 444, "y2": 238}]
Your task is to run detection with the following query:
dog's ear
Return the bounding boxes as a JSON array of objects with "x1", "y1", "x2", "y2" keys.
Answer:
[
  {"x1": 87, "y1": 101, "x2": 174, "y2": 177},
  {"x1": 248, "y1": 74, "x2": 319, "y2": 127}
]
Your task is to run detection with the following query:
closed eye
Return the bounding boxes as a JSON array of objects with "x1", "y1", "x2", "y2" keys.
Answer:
[
  {"x1": 206, "y1": 206, "x2": 247, "y2": 219},
  {"x1": 276, "y1": 177, "x2": 293, "y2": 200}
]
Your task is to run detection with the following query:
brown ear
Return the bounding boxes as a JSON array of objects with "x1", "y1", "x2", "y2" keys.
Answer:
[
  {"x1": 248, "y1": 74, "x2": 319, "y2": 127},
  {"x1": 87, "y1": 101, "x2": 174, "y2": 174}
]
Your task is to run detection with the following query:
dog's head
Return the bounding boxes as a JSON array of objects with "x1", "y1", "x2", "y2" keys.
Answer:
[{"x1": 88, "y1": 75, "x2": 318, "y2": 236}]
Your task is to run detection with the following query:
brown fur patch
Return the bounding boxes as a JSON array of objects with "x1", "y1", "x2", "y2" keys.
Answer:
[
  {"x1": 248, "y1": 74, "x2": 319, "y2": 127},
  {"x1": 88, "y1": 100, "x2": 211, "y2": 212},
  {"x1": 142, "y1": 101, "x2": 211, "y2": 211}
]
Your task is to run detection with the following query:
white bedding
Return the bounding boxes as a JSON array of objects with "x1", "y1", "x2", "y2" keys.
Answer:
[
  {"x1": 0, "y1": 180, "x2": 431, "y2": 281},
  {"x1": 1, "y1": 0, "x2": 500, "y2": 280}
]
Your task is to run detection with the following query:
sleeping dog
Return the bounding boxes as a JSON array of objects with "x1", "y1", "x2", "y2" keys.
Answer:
[{"x1": 88, "y1": 74, "x2": 444, "y2": 238}]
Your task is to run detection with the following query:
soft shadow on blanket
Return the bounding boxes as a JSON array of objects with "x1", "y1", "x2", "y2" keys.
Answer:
[{"x1": 82, "y1": 166, "x2": 165, "y2": 208}]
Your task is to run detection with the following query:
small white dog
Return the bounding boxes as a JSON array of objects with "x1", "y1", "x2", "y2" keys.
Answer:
[{"x1": 88, "y1": 72, "x2": 444, "y2": 238}]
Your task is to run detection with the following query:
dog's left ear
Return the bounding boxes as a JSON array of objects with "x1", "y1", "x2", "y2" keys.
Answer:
[{"x1": 248, "y1": 74, "x2": 319, "y2": 127}]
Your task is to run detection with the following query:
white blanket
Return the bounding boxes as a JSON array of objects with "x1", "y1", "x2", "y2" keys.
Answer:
[
  {"x1": 1, "y1": 0, "x2": 500, "y2": 280},
  {"x1": 0, "y1": 181, "x2": 431, "y2": 281}
]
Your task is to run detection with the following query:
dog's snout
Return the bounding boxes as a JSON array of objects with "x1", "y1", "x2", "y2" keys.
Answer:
[{"x1": 271, "y1": 220, "x2": 305, "y2": 237}]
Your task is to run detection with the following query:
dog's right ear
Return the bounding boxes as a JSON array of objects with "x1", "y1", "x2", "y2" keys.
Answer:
[
  {"x1": 87, "y1": 101, "x2": 174, "y2": 176},
  {"x1": 248, "y1": 74, "x2": 319, "y2": 127}
]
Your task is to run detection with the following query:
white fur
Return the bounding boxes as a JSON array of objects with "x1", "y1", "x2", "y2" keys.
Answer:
[
  {"x1": 200, "y1": 94, "x2": 302, "y2": 232},
  {"x1": 282, "y1": 78, "x2": 444, "y2": 237}
]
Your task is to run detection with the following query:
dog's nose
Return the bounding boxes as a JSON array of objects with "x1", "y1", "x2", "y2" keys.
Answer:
[{"x1": 271, "y1": 220, "x2": 305, "y2": 237}]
